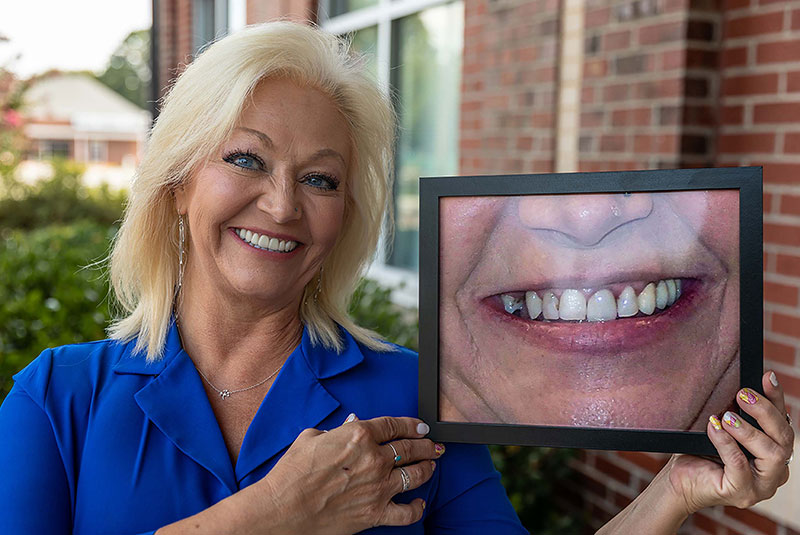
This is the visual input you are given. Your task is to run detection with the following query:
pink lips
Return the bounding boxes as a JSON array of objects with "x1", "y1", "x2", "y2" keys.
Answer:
[{"x1": 480, "y1": 278, "x2": 707, "y2": 356}]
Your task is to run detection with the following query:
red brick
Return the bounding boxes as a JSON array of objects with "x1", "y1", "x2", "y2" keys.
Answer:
[
  {"x1": 765, "y1": 281, "x2": 800, "y2": 306},
  {"x1": 584, "y1": 58, "x2": 608, "y2": 78},
  {"x1": 693, "y1": 512, "x2": 718, "y2": 534},
  {"x1": 781, "y1": 194, "x2": 800, "y2": 215},
  {"x1": 600, "y1": 134, "x2": 626, "y2": 152},
  {"x1": 634, "y1": 134, "x2": 653, "y2": 152},
  {"x1": 724, "y1": 507, "x2": 778, "y2": 534},
  {"x1": 754, "y1": 102, "x2": 800, "y2": 123},
  {"x1": 655, "y1": 134, "x2": 678, "y2": 153},
  {"x1": 639, "y1": 21, "x2": 684, "y2": 45},
  {"x1": 776, "y1": 253, "x2": 800, "y2": 276},
  {"x1": 721, "y1": 105, "x2": 744, "y2": 125},
  {"x1": 661, "y1": 48, "x2": 685, "y2": 70},
  {"x1": 595, "y1": 456, "x2": 630, "y2": 484},
  {"x1": 604, "y1": 83, "x2": 630, "y2": 102},
  {"x1": 725, "y1": 12, "x2": 784, "y2": 38},
  {"x1": 793, "y1": 8, "x2": 800, "y2": 30},
  {"x1": 790, "y1": 71, "x2": 800, "y2": 92},
  {"x1": 687, "y1": 49, "x2": 718, "y2": 68},
  {"x1": 766, "y1": 223, "x2": 800, "y2": 246},
  {"x1": 786, "y1": 133, "x2": 800, "y2": 153},
  {"x1": 764, "y1": 339, "x2": 797, "y2": 365},
  {"x1": 618, "y1": 451, "x2": 668, "y2": 473},
  {"x1": 763, "y1": 163, "x2": 800, "y2": 184},
  {"x1": 585, "y1": 7, "x2": 610, "y2": 27},
  {"x1": 719, "y1": 133, "x2": 775, "y2": 153},
  {"x1": 582, "y1": 86, "x2": 595, "y2": 104},
  {"x1": 757, "y1": 39, "x2": 800, "y2": 63},
  {"x1": 722, "y1": 46, "x2": 748, "y2": 67},
  {"x1": 765, "y1": 192, "x2": 774, "y2": 211},
  {"x1": 723, "y1": 73, "x2": 779, "y2": 96},
  {"x1": 604, "y1": 30, "x2": 630, "y2": 51}
]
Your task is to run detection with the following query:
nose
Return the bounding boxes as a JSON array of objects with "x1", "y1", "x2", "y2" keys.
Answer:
[
  {"x1": 516, "y1": 193, "x2": 653, "y2": 246},
  {"x1": 256, "y1": 174, "x2": 302, "y2": 223}
]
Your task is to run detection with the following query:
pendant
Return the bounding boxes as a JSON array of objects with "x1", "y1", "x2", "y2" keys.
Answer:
[{"x1": 220, "y1": 389, "x2": 231, "y2": 400}]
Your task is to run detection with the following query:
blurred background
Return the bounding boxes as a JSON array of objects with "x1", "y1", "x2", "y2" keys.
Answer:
[{"x1": 2, "y1": 0, "x2": 799, "y2": 533}]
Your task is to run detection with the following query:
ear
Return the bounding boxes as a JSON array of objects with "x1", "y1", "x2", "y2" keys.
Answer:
[{"x1": 173, "y1": 184, "x2": 188, "y2": 215}]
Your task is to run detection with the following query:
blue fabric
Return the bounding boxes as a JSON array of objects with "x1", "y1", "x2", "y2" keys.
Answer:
[{"x1": 0, "y1": 323, "x2": 526, "y2": 534}]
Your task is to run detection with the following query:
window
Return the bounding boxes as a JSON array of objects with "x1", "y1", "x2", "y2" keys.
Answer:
[
  {"x1": 89, "y1": 140, "x2": 108, "y2": 162},
  {"x1": 40, "y1": 140, "x2": 71, "y2": 160},
  {"x1": 320, "y1": 0, "x2": 463, "y2": 303},
  {"x1": 193, "y1": 0, "x2": 228, "y2": 54}
]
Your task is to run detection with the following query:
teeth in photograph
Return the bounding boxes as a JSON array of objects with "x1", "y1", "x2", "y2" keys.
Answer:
[
  {"x1": 525, "y1": 291, "x2": 542, "y2": 319},
  {"x1": 258, "y1": 235, "x2": 270, "y2": 248},
  {"x1": 638, "y1": 282, "x2": 656, "y2": 315},
  {"x1": 501, "y1": 294, "x2": 523, "y2": 314},
  {"x1": 542, "y1": 291, "x2": 559, "y2": 319},
  {"x1": 245, "y1": 229, "x2": 253, "y2": 241},
  {"x1": 655, "y1": 280, "x2": 669, "y2": 309},
  {"x1": 559, "y1": 289, "x2": 586, "y2": 321},
  {"x1": 617, "y1": 286, "x2": 639, "y2": 318},
  {"x1": 249, "y1": 233, "x2": 260, "y2": 245},
  {"x1": 675, "y1": 279, "x2": 682, "y2": 299},
  {"x1": 666, "y1": 279, "x2": 677, "y2": 305},
  {"x1": 586, "y1": 289, "x2": 616, "y2": 322}
]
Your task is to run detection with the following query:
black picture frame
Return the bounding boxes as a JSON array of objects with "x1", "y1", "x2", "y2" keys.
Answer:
[{"x1": 419, "y1": 167, "x2": 763, "y2": 456}]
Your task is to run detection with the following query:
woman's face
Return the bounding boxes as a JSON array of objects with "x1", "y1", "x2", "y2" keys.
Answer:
[
  {"x1": 439, "y1": 191, "x2": 740, "y2": 431},
  {"x1": 175, "y1": 77, "x2": 351, "y2": 312}
]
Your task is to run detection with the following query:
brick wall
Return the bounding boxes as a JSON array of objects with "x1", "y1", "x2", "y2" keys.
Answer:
[
  {"x1": 156, "y1": 0, "x2": 193, "y2": 95},
  {"x1": 459, "y1": 0, "x2": 561, "y2": 175}
]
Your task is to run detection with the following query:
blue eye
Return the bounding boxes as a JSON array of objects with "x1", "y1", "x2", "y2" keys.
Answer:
[
  {"x1": 303, "y1": 173, "x2": 339, "y2": 191},
  {"x1": 223, "y1": 150, "x2": 263, "y2": 171}
]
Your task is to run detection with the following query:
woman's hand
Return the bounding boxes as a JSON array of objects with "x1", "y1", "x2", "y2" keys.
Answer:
[
  {"x1": 599, "y1": 371, "x2": 794, "y2": 534},
  {"x1": 668, "y1": 370, "x2": 794, "y2": 513},
  {"x1": 239, "y1": 414, "x2": 442, "y2": 535},
  {"x1": 156, "y1": 415, "x2": 443, "y2": 535}
]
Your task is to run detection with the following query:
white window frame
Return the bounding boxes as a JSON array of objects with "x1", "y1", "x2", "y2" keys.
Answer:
[{"x1": 319, "y1": 0, "x2": 455, "y2": 308}]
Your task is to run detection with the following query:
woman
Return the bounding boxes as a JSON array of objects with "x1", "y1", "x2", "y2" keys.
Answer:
[
  {"x1": 0, "y1": 21, "x2": 792, "y2": 534},
  {"x1": 439, "y1": 189, "x2": 742, "y2": 430}
]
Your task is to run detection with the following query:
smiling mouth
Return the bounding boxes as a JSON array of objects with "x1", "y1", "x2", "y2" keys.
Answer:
[
  {"x1": 234, "y1": 228, "x2": 299, "y2": 253},
  {"x1": 493, "y1": 278, "x2": 690, "y2": 322}
]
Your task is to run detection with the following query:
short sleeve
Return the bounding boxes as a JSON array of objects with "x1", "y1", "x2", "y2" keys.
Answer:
[
  {"x1": 0, "y1": 383, "x2": 72, "y2": 535},
  {"x1": 425, "y1": 444, "x2": 528, "y2": 534}
]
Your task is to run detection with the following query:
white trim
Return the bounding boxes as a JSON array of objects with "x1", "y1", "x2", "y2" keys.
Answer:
[
  {"x1": 228, "y1": 0, "x2": 246, "y2": 32},
  {"x1": 320, "y1": 0, "x2": 450, "y2": 33}
]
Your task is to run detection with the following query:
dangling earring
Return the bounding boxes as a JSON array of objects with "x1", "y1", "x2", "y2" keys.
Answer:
[
  {"x1": 312, "y1": 267, "x2": 323, "y2": 303},
  {"x1": 176, "y1": 214, "x2": 186, "y2": 301}
]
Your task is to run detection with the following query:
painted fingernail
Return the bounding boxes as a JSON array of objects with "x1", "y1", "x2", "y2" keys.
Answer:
[
  {"x1": 344, "y1": 413, "x2": 356, "y2": 423},
  {"x1": 430, "y1": 460, "x2": 436, "y2": 471},
  {"x1": 723, "y1": 411, "x2": 741, "y2": 428},
  {"x1": 770, "y1": 372, "x2": 779, "y2": 387},
  {"x1": 709, "y1": 415, "x2": 722, "y2": 431},
  {"x1": 738, "y1": 388, "x2": 759, "y2": 405},
  {"x1": 434, "y1": 443, "x2": 446, "y2": 456},
  {"x1": 421, "y1": 500, "x2": 426, "y2": 510},
  {"x1": 417, "y1": 422, "x2": 430, "y2": 435}
]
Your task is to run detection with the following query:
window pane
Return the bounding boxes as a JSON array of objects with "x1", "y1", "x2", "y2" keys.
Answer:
[
  {"x1": 389, "y1": 1, "x2": 463, "y2": 270},
  {"x1": 348, "y1": 25, "x2": 378, "y2": 81},
  {"x1": 329, "y1": 0, "x2": 378, "y2": 18}
]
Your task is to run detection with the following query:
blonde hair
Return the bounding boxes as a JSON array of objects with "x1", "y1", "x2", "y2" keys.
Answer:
[{"x1": 109, "y1": 21, "x2": 396, "y2": 360}]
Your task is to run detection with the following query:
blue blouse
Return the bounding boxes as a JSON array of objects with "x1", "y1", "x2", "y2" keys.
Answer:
[{"x1": 0, "y1": 323, "x2": 526, "y2": 534}]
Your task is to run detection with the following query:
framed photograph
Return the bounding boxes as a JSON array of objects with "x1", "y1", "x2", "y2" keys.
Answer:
[{"x1": 418, "y1": 167, "x2": 763, "y2": 456}]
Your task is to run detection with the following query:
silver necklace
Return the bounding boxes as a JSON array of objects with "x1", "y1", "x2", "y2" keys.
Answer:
[{"x1": 194, "y1": 363, "x2": 281, "y2": 400}]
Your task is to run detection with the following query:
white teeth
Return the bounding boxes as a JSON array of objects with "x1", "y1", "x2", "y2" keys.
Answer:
[
  {"x1": 617, "y1": 286, "x2": 639, "y2": 318},
  {"x1": 236, "y1": 228, "x2": 297, "y2": 253},
  {"x1": 587, "y1": 289, "x2": 616, "y2": 322},
  {"x1": 501, "y1": 294, "x2": 524, "y2": 314},
  {"x1": 501, "y1": 278, "x2": 686, "y2": 322},
  {"x1": 655, "y1": 280, "x2": 668, "y2": 309},
  {"x1": 542, "y1": 291, "x2": 559, "y2": 319},
  {"x1": 559, "y1": 289, "x2": 587, "y2": 321},
  {"x1": 638, "y1": 283, "x2": 656, "y2": 315},
  {"x1": 525, "y1": 291, "x2": 542, "y2": 319},
  {"x1": 666, "y1": 279, "x2": 677, "y2": 305}
]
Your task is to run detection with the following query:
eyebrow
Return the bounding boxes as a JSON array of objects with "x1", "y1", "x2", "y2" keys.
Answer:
[{"x1": 234, "y1": 127, "x2": 347, "y2": 167}]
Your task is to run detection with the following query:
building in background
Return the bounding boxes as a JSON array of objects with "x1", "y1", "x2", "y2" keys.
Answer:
[
  {"x1": 20, "y1": 73, "x2": 150, "y2": 189},
  {"x1": 153, "y1": 0, "x2": 800, "y2": 532}
]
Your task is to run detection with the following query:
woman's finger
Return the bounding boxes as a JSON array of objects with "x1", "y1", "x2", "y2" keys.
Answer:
[
  {"x1": 384, "y1": 439, "x2": 444, "y2": 466},
  {"x1": 362, "y1": 416, "x2": 430, "y2": 443},
  {"x1": 391, "y1": 460, "x2": 436, "y2": 495},
  {"x1": 707, "y1": 414, "x2": 756, "y2": 495},
  {"x1": 736, "y1": 386, "x2": 795, "y2": 457},
  {"x1": 378, "y1": 498, "x2": 426, "y2": 527},
  {"x1": 762, "y1": 371, "x2": 789, "y2": 423}
]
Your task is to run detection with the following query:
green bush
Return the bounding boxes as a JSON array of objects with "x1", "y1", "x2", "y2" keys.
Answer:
[{"x1": 0, "y1": 221, "x2": 115, "y2": 399}]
